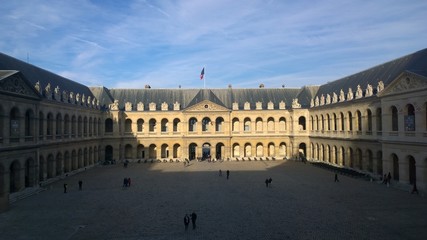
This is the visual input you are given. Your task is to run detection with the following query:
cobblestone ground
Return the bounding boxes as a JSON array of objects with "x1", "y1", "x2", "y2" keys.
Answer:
[{"x1": 1, "y1": 160, "x2": 427, "y2": 240}]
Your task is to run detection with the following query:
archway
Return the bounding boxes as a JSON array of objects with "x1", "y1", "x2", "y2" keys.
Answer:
[
  {"x1": 299, "y1": 143, "x2": 306, "y2": 159},
  {"x1": 202, "y1": 143, "x2": 211, "y2": 160},
  {"x1": 9, "y1": 161, "x2": 21, "y2": 193},
  {"x1": 216, "y1": 143, "x2": 224, "y2": 159},
  {"x1": 105, "y1": 145, "x2": 113, "y2": 162},
  {"x1": 189, "y1": 143, "x2": 197, "y2": 160},
  {"x1": 392, "y1": 154, "x2": 399, "y2": 181}
]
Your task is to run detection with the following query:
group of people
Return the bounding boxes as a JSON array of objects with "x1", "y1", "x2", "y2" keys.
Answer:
[
  {"x1": 382, "y1": 172, "x2": 392, "y2": 186},
  {"x1": 265, "y1": 177, "x2": 272, "y2": 187},
  {"x1": 184, "y1": 212, "x2": 197, "y2": 230},
  {"x1": 123, "y1": 177, "x2": 132, "y2": 187},
  {"x1": 63, "y1": 180, "x2": 83, "y2": 193}
]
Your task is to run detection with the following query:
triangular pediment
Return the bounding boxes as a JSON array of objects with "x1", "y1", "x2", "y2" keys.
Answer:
[
  {"x1": 378, "y1": 71, "x2": 427, "y2": 97},
  {"x1": 0, "y1": 70, "x2": 41, "y2": 99},
  {"x1": 184, "y1": 100, "x2": 230, "y2": 112}
]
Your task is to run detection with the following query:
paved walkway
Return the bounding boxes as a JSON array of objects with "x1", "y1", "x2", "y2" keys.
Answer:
[{"x1": 0, "y1": 160, "x2": 426, "y2": 240}]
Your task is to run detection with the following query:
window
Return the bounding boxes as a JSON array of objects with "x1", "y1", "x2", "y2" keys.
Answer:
[
  {"x1": 391, "y1": 106, "x2": 398, "y2": 131},
  {"x1": 105, "y1": 118, "x2": 113, "y2": 133}
]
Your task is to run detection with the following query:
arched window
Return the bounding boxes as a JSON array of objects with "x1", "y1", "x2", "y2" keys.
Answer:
[
  {"x1": 255, "y1": 117, "x2": 263, "y2": 132},
  {"x1": 216, "y1": 117, "x2": 224, "y2": 132},
  {"x1": 64, "y1": 114, "x2": 70, "y2": 137},
  {"x1": 405, "y1": 104, "x2": 415, "y2": 131},
  {"x1": 340, "y1": 112, "x2": 345, "y2": 131},
  {"x1": 298, "y1": 116, "x2": 306, "y2": 130},
  {"x1": 347, "y1": 112, "x2": 353, "y2": 131},
  {"x1": 71, "y1": 115, "x2": 76, "y2": 137},
  {"x1": 137, "y1": 119, "x2": 144, "y2": 132},
  {"x1": 244, "y1": 118, "x2": 251, "y2": 132},
  {"x1": 366, "y1": 109, "x2": 372, "y2": 132},
  {"x1": 125, "y1": 119, "x2": 132, "y2": 132},
  {"x1": 173, "y1": 118, "x2": 180, "y2": 132},
  {"x1": 202, "y1": 117, "x2": 210, "y2": 132},
  {"x1": 279, "y1": 117, "x2": 286, "y2": 131},
  {"x1": 149, "y1": 119, "x2": 156, "y2": 132},
  {"x1": 332, "y1": 113, "x2": 337, "y2": 131},
  {"x1": 326, "y1": 114, "x2": 330, "y2": 131},
  {"x1": 10, "y1": 107, "x2": 20, "y2": 141},
  {"x1": 356, "y1": 110, "x2": 362, "y2": 131},
  {"x1": 39, "y1": 112, "x2": 44, "y2": 139},
  {"x1": 267, "y1": 117, "x2": 275, "y2": 132},
  {"x1": 189, "y1": 118, "x2": 197, "y2": 132},
  {"x1": 47, "y1": 113, "x2": 54, "y2": 138},
  {"x1": 376, "y1": 108, "x2": 382, "y2": 132},
  {"x1": 105, "y1": 118, "x2": 113, "y2": 133},
  {"x1": 391, "y1": 106, "x2": 398, "y2": 131},
  {"x1": 161, "y1": 119, "x2": 168, "y2": 132},
  {"x1": 25, "y1": 109, "x2": 34, "y2": 139},
  {"x1": 83, "y1": 116, "x2": 88, "y2": 136},
  {"x1": 232, "y1": 118, "x2": 239, "y2": 132},
  {"x1": 56, "y1": 113, "x2": 62, "y2": 137}
]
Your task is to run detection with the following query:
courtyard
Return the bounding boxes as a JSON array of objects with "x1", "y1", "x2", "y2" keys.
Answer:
[{"x1": 0, "y1": 160, "x2": 426, "y2": 240}]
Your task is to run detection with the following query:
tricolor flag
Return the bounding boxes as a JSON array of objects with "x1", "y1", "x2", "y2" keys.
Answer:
[{"x1": 200, "y1": 67, "x2": 205, "y2": 80}]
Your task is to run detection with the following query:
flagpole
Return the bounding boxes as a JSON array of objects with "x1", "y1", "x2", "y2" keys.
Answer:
[{"x1": 204, "y1": 66, "x2": 206, "y2": 89}]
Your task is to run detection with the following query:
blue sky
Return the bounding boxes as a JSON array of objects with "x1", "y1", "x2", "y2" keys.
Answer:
[{"x1": 1, "y1": 0, "x2": 426, "y2": 89}]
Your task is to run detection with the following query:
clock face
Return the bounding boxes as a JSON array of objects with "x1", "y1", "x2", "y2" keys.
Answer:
[{"x1": 204, "y1": 104, "x2": 209, "y2": 108}]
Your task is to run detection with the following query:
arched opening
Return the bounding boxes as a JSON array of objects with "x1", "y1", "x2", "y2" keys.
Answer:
[
  {"x1": 105, "y1": 118, "x2": 113, "y2": 133},
  {"x1": 64, "y1": 151, "x2": 71, "y2": 173},
  {"x1": 216, "y1": 117, "x2": 224, "y2": 132},
  {"x1": 189, "y1": 118, "x2": 197, "y2": 132},
  {"x1": 391, "y1": 106, "x2": 398, "y2": 131},
  {"x1": 105, "y1": 145, "x2": 113, "y2": 162},
  {"x1": 279, "y1": 142, "x2": 286, "y2": 157},
  {"x1": 47, "y1": 154, "x2": 54, "y2": 179},
  {"x1": 0, "y1": 164, "x2": 6, "y2": 197},
  {"x1": 256, "y1": 117, "x2": 263, "y2": 132},
  {"x1": 25, "y1": 158, "x2": 35, "y2": 187},
  {"x1": 244, "y1": 118, "x2": 251, "y2": 132},
  {"x1": 173, "y1": 144, "x2": 181, "y2": 158},
  {"x1": 268, "y1": 143, "x2": 275, "y2": 157},
  {"x1": 376, "y1": 108, "x2": 382, "y2": 132},
  {"x1": 366, "y1": 150, "x2": 373, "y2": 173},
  {"x1": 392, "y1": 154, "x2": 399, "y2": 181},
  {"x1": 232, "y1": 143, "x2": 240, "y2": 157},
  {"x1": 189, "y1": 143, "x2": 197, "y2": 160},
  {"x1": 202, "y1": 117, "x2": 211, "y2": 132},
  {"x1": 256, "y1": 143, "x2": 263, "y2": 157},
  {"x1": 298, "y1": 116, "x2": 306, "y2": 130},
  {"x1": 161, "y1": 119, "x2": 168, "y2": 133},
  {"x1": 137, "y1": 144, "x2": 145, "y2": 159},
  {"x1": 149, "y1": 119, "x2": 156, "y2": 132},
  {"x1": 56, "y1": 152, "x2": 63, "y2": 176},
  {"x1": 71, "y1": 150, "x2": 77, "y2": 170},
  {"x1": 39, "y1": 155, "x2": 45, "y2": 181},
  {"x1": 356, "y1": 148, "x2": 363, "y2": 170},
  {"x1": 173, "y1": 118, "x2": 180, "y2": 132},
  {"x1": 25, "y1": 109, "x2": 34, "y2": 140},
  {"x1": 10, "y1": 107, "x2": 20, "y2": 141},
  {"x1": 244, "y1": 143, "x2": 252, "y2": 157},
  {"x1": 405, "y1": 104, "x2": 415, "y2": 131},
  {"x1": 279, "y1": 117, "x2": 286, "y2": 131},
  {"x1": 366, "y1": 109, "x2": 372, "y2": 132},
  {"x1": 356, "y1": 110, "x2": 362, "y2": 132},
  {"x1": 149, "y1": 144, "x2": 157, "y2": 159},
  {"x1": 125, "y1": 144, "x2": 133, "y2": 159},
  {"x1": 9, "y1": 161, "x2": 21, "y2": 193},
  {"x1": 232, "y1": 118, "x2": 240, "y2": 132},
  {"x1": 137, "y1": 119, "x2": 144, "y2": 132},
  {"x1": 161, "y1": 144, "x2": 169, "y2": 158},
  {"x1": 215, "y1": 143, "x2": 224, "y2": 159},
  {"x1": 376, "y1": 151, "x2": 383, "y2": 175},
  {"x1": 78, "y1": 149, "x2": 83, "y2": 168},
  {"x1": 299, "y1": 143, "x2": 306, "y2": 159},
  {"x1": 125, "y1": 119, "x2": 132, "y2": 132},
  {"x1": 348, "y1": 148, "x2": 354, "y2": 168},
  {"x1": 56, "y1": 113, "x2": 62, "y2": 138},
  {"x1": 202, "y1": 143, "x2": 211, "y2": 160}
]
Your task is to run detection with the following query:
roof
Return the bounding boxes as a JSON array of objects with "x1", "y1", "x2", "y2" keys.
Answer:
[
  {"x1": 314, "y1": 48, "x2": 427, "y2": 99},
  {"x1": 91, "y1": 87, "x2": 304, "y2": 110},
  {"x1": 0, "y1": 52, "x2": 95, "y2": 99}
]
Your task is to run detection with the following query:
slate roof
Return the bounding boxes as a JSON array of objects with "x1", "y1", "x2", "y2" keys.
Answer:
[
  {"x1": 314, "y1": 48, "x2": 427, "y2": 99},
  {"x1": 90, "y1": 87, "x2": 305, "y2": 111},
  {"x1": 0, "y1": 52, "x2": 95, "y2": 99}
]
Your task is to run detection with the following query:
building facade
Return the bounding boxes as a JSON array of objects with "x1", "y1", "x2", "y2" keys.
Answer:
[{"x1": 1, "y1": 49, "x2": 427, "y2": 211}]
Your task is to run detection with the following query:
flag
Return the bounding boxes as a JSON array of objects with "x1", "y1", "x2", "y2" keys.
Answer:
[{"x1": 200, "y1": 67, "x2": 205, "y2": 80}]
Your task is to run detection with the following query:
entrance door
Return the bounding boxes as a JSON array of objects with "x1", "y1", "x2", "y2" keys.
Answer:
[{"x1": 202, "y1": 143, "x2": 211, "y2": 160}]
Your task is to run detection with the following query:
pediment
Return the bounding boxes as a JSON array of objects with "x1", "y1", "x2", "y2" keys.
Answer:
[
  {"x1": 0, "y1": 71, "x2": 41, "y2": 99},
  {"x1": 378, "y1": 71, "x2": 427, "y2": 97},
  {"x1": 184, "y1": 100, "x2": 230, "y2": 112}
]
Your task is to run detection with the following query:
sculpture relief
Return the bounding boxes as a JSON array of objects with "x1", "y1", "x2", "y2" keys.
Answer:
[
  {"x1": 45, "y1": 83, "x2": 52, "y2": 99},
  {"x1": 267, "y1": 101, "x2": 274, "y2": 110},
  {"x1": 377, "y1": 81, "x2": 384, "y2": 93},
  {"x1": 347, "y1": 88, "x2": 353, "y2": 100},
  {"x1": 54, "y1": 86, "x2": 61, "y2": 101},
  {"x1": 366, "y1": 84, "x2": 373, "y2": 97},
  {"x1": 35, "y1": 81, "x2": 40, "y2": 93},
  {"x1": 326, "y1": 94, "x2": 331, "y2": 104},
  {"x1": 109, "y1": 99, "x2": 119, "y2": 110},
  {"x1": 69, "y1": 92, "x2": 75, "y2": 104},
  {"x1": 256, "y1": 101, "x2": 262, "y2": 110},
  {"x1": 125, "y1": 102, "x2": 132, "y2": 111},
  {"x1": 232, "y1": 102, "x2": 239, "y2": 110},
  {"x1": 279, "y1": 101, "x2": 286, "y2": 109},
  {"x1": 174, "y1": 101, "x2": 180, "y2": 111},
  {"x1": 339, "y1": 89, "x2": 345, "y2": 102},
  {"x1": 149, "y1": 102, "x2": 156, "y2": 111},
  {"x1": 355, "y1": 85, "x2": 363, "y2": 99},
  {"x1": 332, "y1": 92, "x2": 338, "y2": 103},
  {"x1": 244, "y1": 102, "x2": 250, "y2": 110},
  {"x1": 292, "y1": 98, "x2": 301, "y2": 108},
  {"x1": 62, "y1": 90, "x2": 68, "y2": 103},
  {"x1": 161, "y1": 102, "x2": 168, "y2": 111}
]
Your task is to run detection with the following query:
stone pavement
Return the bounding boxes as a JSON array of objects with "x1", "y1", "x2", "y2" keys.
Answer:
[{"x1": 0, "y1": 160, "x2": 426, "y2": 240}]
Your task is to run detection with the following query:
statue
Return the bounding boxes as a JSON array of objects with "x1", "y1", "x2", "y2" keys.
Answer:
[{"x1": 110, "y1": 99, "x2": 119, "y2": 110}]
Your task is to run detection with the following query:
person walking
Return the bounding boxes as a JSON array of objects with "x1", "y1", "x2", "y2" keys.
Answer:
[
  {"x1": 265, "y1": 178, "x2": 269, "y2": 188},
  {"x1": 191, "y1": 211, "x2": 197, "y2": 230},
  {"x1": 268, "y1": 177, "x2": 272, "y2": 187},
  {"x1": 78, "y1": 180, "x2": 83, "y2": 190},
  {"x1": 184, "y1": 214, "x2": 190, "y2": 231},
  {"x1": 226, "y1": 170, "x2": 230, "y2": 180},
  {"x1": 219, "y1": 169, "x2": 222, "y2": 176},
  {"x1": 334, "y1": 173, "x2": 339, "y2": 182},
  {"x1": 64, "y1": 183, "x2": 68, "y2": 193}
]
